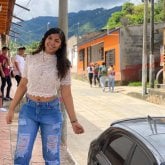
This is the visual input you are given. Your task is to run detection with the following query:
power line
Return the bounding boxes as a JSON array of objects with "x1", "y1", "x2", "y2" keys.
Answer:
[
  {"x1": 26, "y1": 0, "x2": 32, "y2": 6},
  {"x1": 13, "y1": 0, "x2": 33, "y2": 22}
]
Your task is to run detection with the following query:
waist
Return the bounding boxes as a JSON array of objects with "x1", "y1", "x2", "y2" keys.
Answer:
[
  {"x1": 26, "y1": 96, "x2": 59, "y2": 108},
  {"x1": 27, "y1": 94, "x2": 58, "y2": 102}
]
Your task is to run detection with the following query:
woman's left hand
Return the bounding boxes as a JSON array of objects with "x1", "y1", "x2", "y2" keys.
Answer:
[{"x1": 71, "y1": 121, "x2": 84, "y2": 134}]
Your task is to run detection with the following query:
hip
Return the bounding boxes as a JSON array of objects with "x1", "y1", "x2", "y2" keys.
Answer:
[
  {"x1": 19, "y1": 97, "x2": 63, "y2": 124},
  {"x1": 27, "y1": 93, "x2": 58, "y2": 102}
]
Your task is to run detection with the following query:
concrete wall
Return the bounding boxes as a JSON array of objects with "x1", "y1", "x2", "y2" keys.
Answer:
[
  {"x1": 163, "y1": 28, "x2": 165, "y2": 83},
  {"x1": 67, "y1": 36, "x2": 78, "y2": 73},
  {"x1": 119, "y1": 23, "x2": 164, "y2": 82}
]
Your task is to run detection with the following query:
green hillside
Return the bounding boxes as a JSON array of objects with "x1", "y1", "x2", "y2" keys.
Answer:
[{"x1": 11, "y1": 7, "x2": 122, "y2": 44}]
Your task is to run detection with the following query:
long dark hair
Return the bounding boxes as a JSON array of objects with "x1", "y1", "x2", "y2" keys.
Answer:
[{"x1": 32, "y1": 27, "x2": 70, "y2": 79}]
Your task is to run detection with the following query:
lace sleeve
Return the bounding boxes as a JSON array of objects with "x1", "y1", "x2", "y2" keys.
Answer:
[
  {"x1": 60, "y1": 69, "x2": 71, "y2": 85},
  {"x1": 22, "y1": 55, "x2": 29, "y2": 78}
]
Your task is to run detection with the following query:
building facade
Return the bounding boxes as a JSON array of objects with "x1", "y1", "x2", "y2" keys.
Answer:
[{"x1": 72, "y1": 23, "x2": 165, "y2": 84}]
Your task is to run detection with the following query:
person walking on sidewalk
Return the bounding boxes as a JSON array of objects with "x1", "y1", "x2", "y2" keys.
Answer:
[
  {"x1": 93, "y1": 63, "x2": 100, "y2": 86},
  {"x1": 99, "y1": 62, "x2": 108, "y2": 92},
  {"x1": 108, "y1": 65, "x2": 115, "y2": 92},
  {"x1": 13, "y1": 46, "x2": 26, "y2": 86},
  {"x1": 87, "y1": 63, "x2": 94, "y2": 87},
  {"x1": 6, "y1": 27, "x2": 84, "y2": 165},
  {"x1": 0, "y1": 46, "x2": 12, "y2": 101}
]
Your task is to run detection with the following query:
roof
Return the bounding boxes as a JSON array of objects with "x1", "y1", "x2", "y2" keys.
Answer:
[
  {"x1": 111, "y1": 116, "x2": 165, "y2": 162},
  {"x1": 78, "y1": 28, "x2": 120, "y2": 47},
  {"x1": 0, "y1": 0, "x2": 16, "y2": 35}
]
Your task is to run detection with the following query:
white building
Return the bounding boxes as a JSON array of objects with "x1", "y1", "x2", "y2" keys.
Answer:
[{"x1": 67, "y1": 35, "x2": 78, "y2": 73}]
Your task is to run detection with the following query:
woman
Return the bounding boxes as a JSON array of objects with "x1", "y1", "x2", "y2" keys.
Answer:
[
  {"x1": 86, "y1": 63, "x2": 94, "y2": 87},
  {"x1": 6, "y1": 28, "x2": 84, "y2": 165},
  {"x1": 99, "y1": 62, "x2": 108, "y2": 92},
  {"x1": 108, "y1": 65, "x2": 115, "y2": 92},
  {"x1": 93, "y1": 63, "x2": 100, "y2": 86}
]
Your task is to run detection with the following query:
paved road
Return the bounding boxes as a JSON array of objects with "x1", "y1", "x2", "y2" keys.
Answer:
[{"x1": 67, "y1": 79, "x2": 165, "y2": 165}]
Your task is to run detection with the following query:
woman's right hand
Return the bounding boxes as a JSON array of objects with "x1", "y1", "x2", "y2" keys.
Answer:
[
  {"x1": 6, "y1": 109, "x2": 15, "y2": 124},
  {"x1": 71, "y1": 121, "x2": 85, "y2": 134}
]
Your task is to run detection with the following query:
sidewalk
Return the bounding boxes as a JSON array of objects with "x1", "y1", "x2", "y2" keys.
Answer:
[
  {"x1": 0, "y1": 78, "x2": 75, "y2": 165},
  {"x1": 0, "y1": 110, "x2": 75, "y2": 165}
]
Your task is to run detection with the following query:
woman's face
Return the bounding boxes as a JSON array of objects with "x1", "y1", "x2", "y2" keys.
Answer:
[{"x1": 44, "y1": 33, "x2": 62, "y2": 55}]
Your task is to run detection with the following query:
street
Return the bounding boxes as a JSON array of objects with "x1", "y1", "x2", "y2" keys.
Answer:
[{"x1": 67, "y1": 79, "x2": 165, "y2": 165}]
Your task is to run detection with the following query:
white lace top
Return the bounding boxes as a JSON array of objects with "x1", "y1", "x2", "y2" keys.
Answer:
[{"x1": 22, "y1": 51, "x2": 71, "y2": 97}]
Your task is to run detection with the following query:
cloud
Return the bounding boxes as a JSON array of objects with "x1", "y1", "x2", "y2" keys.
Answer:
[
  {"x1": 14, "y1": 0, "x2": 59, "y2": 20},
  {"x1": 14, "y1": 0, "x2": 142, "y2": 21},
  {"x1": 68, "y1": 0, "x2": 128, "y2": 12}
]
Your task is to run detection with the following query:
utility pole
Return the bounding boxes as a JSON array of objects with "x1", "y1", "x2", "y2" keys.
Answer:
[
  {"x1": 75, "y1": 22, "x2": 80, "y2": 44},
  {"x1": 47, "y1": 22, "x2": 50, "y2": 30},
  {"x1": 163, "y1": 29, "x2": 165, "y2": 84},
  {"x1": 149, "y1": 0, "x2": 155, "y2": 88},
  {"x1": 142, "y1": 0, "x2": 148, "y2": 96},
  {"x1": 58, "y1": 0, "x2": 68, "y2": 146},
  {"x1": 58, "y1": 0, "x2": 68, "y2": 38}
]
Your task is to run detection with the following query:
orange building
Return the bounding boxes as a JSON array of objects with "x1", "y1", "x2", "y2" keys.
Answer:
[
  {"x1": 76, "y1": 24, "x2": 164, "y2": 84},
  {"x1": 77, "y1": 29, "x2": 121, "y2": 80}
]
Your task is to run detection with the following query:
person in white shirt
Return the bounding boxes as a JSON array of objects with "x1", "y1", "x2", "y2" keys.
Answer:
[
  {"x1": 87, "y1": 63, "x2": 94, "y2": 87},
  {"x1": 13, "y1": 46, "x2": 26, "y2": 85},
  {"x1": 6, "y1": 28, "x2": 84, "y2": 165}
]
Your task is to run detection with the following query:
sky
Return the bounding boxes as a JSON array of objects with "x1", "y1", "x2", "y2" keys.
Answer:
[{"x1": 14, "y1": 0, "x2": 143, "y2": 21}]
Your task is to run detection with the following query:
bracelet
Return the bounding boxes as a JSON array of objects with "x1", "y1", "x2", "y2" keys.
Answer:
[{"x1": 71, "y1": 119, "x2": 78, "y2": 123}]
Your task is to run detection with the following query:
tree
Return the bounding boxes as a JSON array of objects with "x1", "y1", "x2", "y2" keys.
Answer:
[
  {"x1": 154, "y1": 0, "x2": 165, "y2": 22},
  {"x1": 106, "y1": 1, "x2": 164, "y2": 30},
  {"x1": 122, "y1": 2, "x2": 134, "y2": 15},
  {"x1": 26, "y1": 41, "x2": 39, "y2": 53},
  {"x1": 106, "y1": 11, "x2": 123, "y2": 29}
]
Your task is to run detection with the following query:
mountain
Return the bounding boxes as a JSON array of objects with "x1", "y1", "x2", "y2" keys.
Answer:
[{"x1": 11, "y1": 6, "x2": 122, "y2": 44}]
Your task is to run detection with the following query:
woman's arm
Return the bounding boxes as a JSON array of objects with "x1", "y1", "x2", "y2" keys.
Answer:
[
  {"x1": 6, "y1": 78, "x2": 28, "y2": 124},
  {"x1": 61, "y1": 85, "x2": 84, "y2": 134},
  {"x1": 0, "y1": 63, "x2": 5, "y2": 77}
]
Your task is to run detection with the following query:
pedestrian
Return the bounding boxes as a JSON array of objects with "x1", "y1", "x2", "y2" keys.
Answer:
[
  {"x1": 6, "y1": 27, "x2": 84, "y2": 165},
  {"x1": 93, "y1": 63, "x2": 100, "y2": 86},
  {"x1": 13, "y1": 46, "x2": 26, "y2": 86},
  {"x1": 87, "y1": 63, "x2": 94, "y2": 87},
  {"x1": 108, "y1": 65, "x2": 115, "y2": 92},
  {"x1": 99, "y1": 62, "x2": 108, "y2": 92},
  {"x1": 0, "y1": 46, "x2": 12, "y2": 101}
]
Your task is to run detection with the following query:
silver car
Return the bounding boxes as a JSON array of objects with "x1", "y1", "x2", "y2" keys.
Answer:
[{"x1": 88, "y1": 116, "x2": 165, "y2": 165}]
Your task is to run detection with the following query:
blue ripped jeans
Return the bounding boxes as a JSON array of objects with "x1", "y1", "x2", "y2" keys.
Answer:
[{"x1": 14, "y1": 97, "x2": 63, "y2": 165}]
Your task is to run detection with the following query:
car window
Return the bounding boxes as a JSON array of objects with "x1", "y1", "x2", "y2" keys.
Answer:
[
  {"x1": 130, "y1": 146, "x2": 153, "y2": 165},
  {"x1": 104, "y1": 135, "x2": 133, "y2": 165}
]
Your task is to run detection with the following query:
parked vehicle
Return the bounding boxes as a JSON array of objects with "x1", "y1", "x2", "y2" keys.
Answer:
[{"x1": 88, "y1": 116, "x2": 165, "y2": 165}]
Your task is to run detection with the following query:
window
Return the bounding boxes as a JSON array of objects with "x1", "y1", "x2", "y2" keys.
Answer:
[
  {"x1": 91, "y1": 42, "x2": 104, "y2": 61},
  {"x1": 87, "y1": 46, "x2": 92, "y2": 64},
  {"x1": 99, "y1": 47, "x2": 104, "y2": 60},
  {"x1": 104, "y1": 135, "x2": 133, "y2": 165},
  {"x1": 79, "y1": 49, "x2": 85, "y2": 61},
  {"x1": 105, "y1": 49, "x2": 115, "y2": 66},
  {"x1": 130, "y1": 146, "x2": 153, "y2": 165}
]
